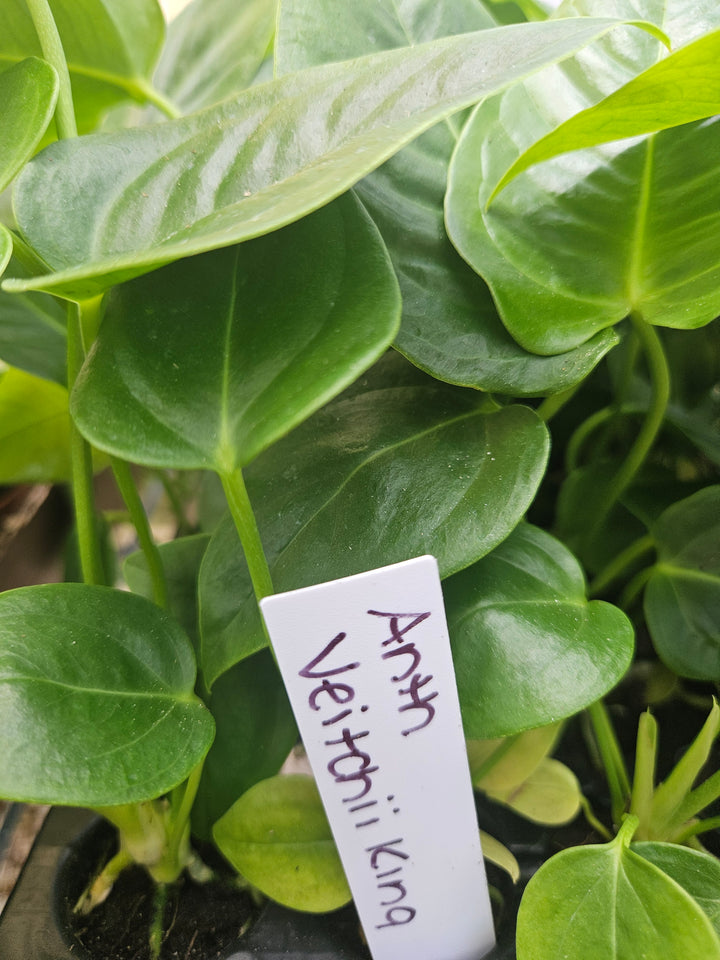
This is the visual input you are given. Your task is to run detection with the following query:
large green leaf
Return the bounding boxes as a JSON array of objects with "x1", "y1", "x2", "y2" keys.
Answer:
[
  {"x1": 6, "y1": 17, "x2": 647, "y2": 299},
  {"x1": 192, "y1": 651, "x2": 297, "y2": 840},
  {"x1": 0, "y1": 367, "x2": 72, "y2": 482},
  {"x1": 644, "y1": 486, "x2": 720, "y2": 680},
  {"x1": 444, "y1": 523, "x2": 634, "y2": 738},
  {"x1": 0, "y1": 583, "x2": 214, "y2": 806},
  {"x1": 276, "y1": 0, "x2": 618, "y2": 395},
  {"x1": 0, "y1": 0, "x2": 166, "y2": 134},
  {"x1": 198, "y1": 353, "x2": 549, "y2": 686},
  {"x1": 446, "y1": 1, "x2": 720, "y2": 354},
  {"x1": 634, "y1": 842, "x2": 720, "y2": 936},
  {"x1": 213, "y1": 775, "x2": 351, "y2": 912},
  {"x1": 0, "y1": 58, "x2": 58, "y2": 194},
  {"x1": 71, "y1": 195, "x2": 400, "y2": 472},
  {"x1": 0, "y1": 260, "x2": 66, "y2": 383},
  {"x1": 516, "y1": 821, "x2": 720, "y2": 960}
]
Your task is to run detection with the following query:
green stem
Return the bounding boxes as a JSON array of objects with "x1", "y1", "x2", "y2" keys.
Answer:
[
  {"x1": 536, "y1": 382, "x2": 581, "y2": 423},
  {"x1": 220, "y1": 468, "x2": 274, "y2": 603},
  {"x1": 587, "y1": 700, "x2": 631, "y2": 827},
  {"x1": 674, "y1": 815, "x2": 720, "y2": 843},
  {"x1": 134, "y1": 78, "x2": 182, "y2": 119},
  {"x1": 67, "y1": 303, "x2": 104, "y2": 585},
  {"x1": 111, "y1": 457, "x2": 168, "y2": 609},
  {"x1": 24, "y1": 0, "x2": 77, "y2": 139},
  {"x1": 588, "y1": 534, "x2": 655, "y2": 597},
  {"x1": 149, "y1": 883, "x2": 168, "y2": 960},
  {"x1": 619, "y1": 565, "x2": 655, "y2": 611},
  {"x1": 673, "y1": 769, "x2": 720, "y2": 828},
  {"x1": 565, "y1": 406, "x2": 615, "y2": 472},
  {"x1": 579, "y1": 795, "x2": 613, "y2": 841},
  {"x1": 74, "y1": 847, "x2": 134, "y2": 914},
  {"x1": 629, "y1": 711, "x2": 657, "y2": 840}
]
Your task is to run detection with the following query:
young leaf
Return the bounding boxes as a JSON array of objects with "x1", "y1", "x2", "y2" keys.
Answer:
[
  {"x1": 213, "y1": 774, "x2": 351, "y2": 912},
  {"x1": 468, "y1": 723, "x2": 563, "y2": 791},
  {"x1": 633, "y1": 842, "x2": 720, "y2": 936},
  {"x1": 517, "y1": 819, "x2": 720, "y2": 960},
  {"x1": 493, "y1": 758, "x2": 581, "y2": 825},
  {"x1": 444, "y1": 523, "x2": 634, "y2": 738},
  {"x1": 7, "y1": 17, "x2": 649, "y2": 298},
  {"x1": 0, "y1": 583, "x2": 215, "y2": 806},
  {"x1": 479, "y1": 831, "x2": 520, "y2": 883},
  {"x1": 71, "y1": 195, "x2": 400, "y2": 472},
  {"x1": 644, "y1": 486, "x2": 720, "y2": 680},
  {"x1": 199, "y1": 356, "x2": 549, "y2": 686},
  {"x1": 0, "y1": 58, "x2": 58, "y2": 194},
  {"x1": 0, "y1": 367, "x2": 72, "y2": 482},
  {"x1": 0, "y1": 261, "x2": 66, "y2": 384}
]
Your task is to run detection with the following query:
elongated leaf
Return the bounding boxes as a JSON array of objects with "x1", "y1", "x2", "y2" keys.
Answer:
[
  {"x1": 446, "y1": 1, "x2": 720, "y2": 353},
  {"x1": 634, "y1": 842, "x2": 720, "y2": 936},
  {"x1": 0, "y1": 0, "x2": 166, "y2": 134},
  {"x1": 645, "y1": 487, "x2": 720, "y2": 679},
  {"x1": 517, "y1": 824, "x2": 720, "y2": 960},
  {"x1": 0, "y1": 583, "x2": 215, "y2": 805},
  {"x1": 72, "y1": 195, "x2": 400, "y2": 471},
  {"x1": 0, "y1": 367, "x2": 72, "y2": 482},
  {"x1": 0, "y1": 58, "x2": 58, "y2": 194},
  {"x1": 213, "y1": 775, "x2": 351, "y2": 912},
  {"x1": 0, "y1": 260, "x2": 66, "y2": 383},
  {"x1": 480, "y1": 831, "x2": 520, "y2": 883},
  {"x1": 444, "y1": 523, "x2": 634, "y2": 738},
  {"x1": 198, "y1": 352, "x2": 549, "y2": 686},
  {"x1": 276, "y1": 0, "x2": 618, "y2": 396},
  {"x1": 7, "y1": 17, "x2": 647, "y2": 299},
  {"x1": 192, "y1": 651, "x2": 297, "y2": 840}
]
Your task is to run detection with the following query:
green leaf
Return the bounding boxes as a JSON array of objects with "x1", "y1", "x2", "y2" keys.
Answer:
[
  {"x1": 490, "y1": 29, "x2": 720, "y2": 201},
  {"x1": 0, "y1": 260, "x2": 66, "y2": 383},
  {"x1": 0, "y1": 58, "x2": 58, "y2": 194},
  {"x1": 633, "y1": 842, "x2": 720, "y2": 936},
  {"x1": 6, "y1": 17, "x2": 645, "y2": 299},
  {"x1": 468, "y1": 722, "x2": 563, "y2": 789},
  {"x1": 213, "y1": 774, "x2": 351, "y2": 912},
  {"x1": 445, "y1": 4, "x2": 720, "y2": 354},
  {"x1": 71, "y1": 195, "x2": 400, "y2": 472},
  {"x1": 497, "y1": 758, "x2": 581, "y2": 825},
  {"x1": 152, "y1": 0, "x2": 275, "y2": 114},
  {"x1": 198, "y1": 354, "x2": 549, "y2": 686},
  {"x1": 0, "y1": 0, "x2": 166, "y2": 134},
  {"x1": 644, "y1": 487, "x2": 720, "y2": 680},
  {"x1": 479, "y1": 831, "x2": 520, "y2": 883},
  {"x1": 0, "y1": 583, "x2": 215, "y2": 806},
  {"x1": 0, "y1": 367, "x2": 72, "y2": 482},
  {"x1": 276, "y1": 0, "x2": 618, "y2": 396},
  {"x1": 0, "y1": 227, "x2": 11, "y2": 282},
  {"x1": 444, "y1": 523, "x2": 634, "y2": 738},
  {"x1": 516, "y1": 822, "x2": 720, "y2": 960},
  {"x1": 192, "y1": 651, "x2": 297, "y2": 840}
]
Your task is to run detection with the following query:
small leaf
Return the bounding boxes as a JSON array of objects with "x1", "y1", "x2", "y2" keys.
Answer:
[
  {"x1": 0, "y1": 583, "x2": 215, "y2": 806},
  {"x1": 72, "y1": 195, "x2": 400, "y2": 472},
  {"x1": 0, "y1": 58, "x2": 58, "y2": 194},
  {"x1": 633, "y1": 842, "x2": 720, "y2": 936},
  {"x1": 0, "y1": 367, "x2": 72, "y2": 482},
  {"x1": 468, "y1": 722, "x2": 563, "y2": 791},
  {"x1": 0, "y1": 260, "x2": 66, "y2": 383},
  {"x1": 213, "y1": 774, "x2": 351, "y2": 912},
  {"x1": 517, "y1": 822, "x2": 720, "y2": 960},
  {"x1": 480, "y1": 831, "x2": 520, "y2": 883},
  {"x1": 645, "y1": 486, "x2": 720, "y2": 679},
  {"x1": 494, "y1": 758, "x2": 581, "y2": 825},
  {"x1": 444, "y1": 523, "x2": 634, "y2": 738}
]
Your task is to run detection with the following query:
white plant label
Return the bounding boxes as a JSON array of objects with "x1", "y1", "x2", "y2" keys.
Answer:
[{"x1": 260, "y1": 556, "x2": 496, "y2": 960}]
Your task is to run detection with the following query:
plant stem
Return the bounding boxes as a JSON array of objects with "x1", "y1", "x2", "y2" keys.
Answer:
[
  {"x1": 629, "y1": 711, "x2": 657, "y2": 839},
  {"x1": 220, "y1": 467, "x2": 274, "y2": 603},
  {"x1": 149, "y1": 883, "x2": 168, "y2": 960},
  {"x1": 565, "y1": 406, "x2": 614, "y2": 472},
  {"x1": 587, "y1": 700, "x2": 631, "y2": 827},
  {"x1": 588, "y1": 534, "x2": 655, "y2": 597},
  {"x1": 111, "y1": 457, "x2": 168, "y2": 609},
  {"x1": 24, "y1": 0, "x2": 77, "y2": 139},
  {"x1": 673, "y1": 768, "x2": 720, "y2": 828},
  {"x1": 579, "y1": 795, "x2": 612, "y2": 841},
  {"x1": 134, "y1": 78, "x2": 182, "y2": 119},
  {"x1": 67, "y1": 302, "x2": 104, "y2": 585},
  {"x1": 536, "y1": 381, "x2": 581, "y2": 423},
  {"x1": 675, "y1": 815, "x2": 720, "y2": 843},
  {"x1": 619, "y1": 565, "x2": 655, "y2": 611}
]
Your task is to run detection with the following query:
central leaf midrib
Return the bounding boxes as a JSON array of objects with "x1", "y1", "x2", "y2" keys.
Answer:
[{"x1": 0, "y1": 674, "x2": 191, "y2": 701}]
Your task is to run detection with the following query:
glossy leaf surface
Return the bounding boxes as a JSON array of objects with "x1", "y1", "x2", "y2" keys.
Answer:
[
  {"x1": 645, "y1": 487, "x2": 720, "y2": 680},
  {"x1": 634, "y1": 842, "x2": 720, "y2": 936},
  {"x1": 277, "y1": 0, "x2": 618, "y2": 395},
  {"x1": 444, "y1": 523, "x2": 634, "y2": 737},
  {"x1": 0, "y1": 58, "x2": 58, "y2": 194},
  {"x1": 199, "y1": 353, "x2": 549, "y2": 685},
  {"x1": 8, "y1": 17, "x2": 640, "y2": 298},
  {"x1": 0, "y1": 583, "x2": 214, "y2": 805},
  {"x1": 213, "y1": 775, "x2": 351, "y2": 912},
  {"x1": 0, "y1": 368, "x2": 72, "y2": 482},
  {"x1": 0, "y1": 0, "x2": 165, "y2": 134},
  {"x1": 72, "y1": 195, "x2": 400, "y2": 471},
  {"x1": 0, "y1": 261, "x2": 66, "y2": 383},
  {"x1": 446, "y1": 1, "x2": 720, "y2": 353},
  {"x1": 517, "y1": 824, "x2": 720, "y2": 959}
]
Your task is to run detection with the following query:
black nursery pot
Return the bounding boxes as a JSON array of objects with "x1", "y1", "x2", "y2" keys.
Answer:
[{"x1": 0, "y1": 806, "x2": 518, "y2": 960}]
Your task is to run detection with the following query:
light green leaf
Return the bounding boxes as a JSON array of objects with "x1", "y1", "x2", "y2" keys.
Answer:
[
  {"x1": 0, "y1": 0, "x2": 166, "y2": 134},
  {"x1": 213, "y1": 774, "x2": 351, "y2": 912},
  {"x1": 517, "y1": 821, "x2": 720, "y2": 960},
  {"x1": 0, "y1": 583, "x2": 215, "y2": 806},
  {"x1": 198, "y1": 353, "x2": 549, "y2": 686},
  {"x1": 468, "y1": 722, "x2": 563, "y2": 791},
  {"x1": 71, "y1": 195, "x2": 400, "y2": 472},
  {"x1": 480, "y1": 831, "x2": 520, "y2": 883},
  {"x1": 645, "y1": 487, "x2": 720, "y2": 679},
  {"x1": 495, "y1": 757, "x2": 582, "y2": 825},
  {"x1": 444, "y1": 523, "x2": 634, "y2": 737},
  {"x1": 276, "y1": 0, "x2": 618, "y2": 396},
  {"x1": 6, "y1": 17, "x2": 647, "y2": 299},
  {"x1": 0, "y1": 58, "x2": 58, "y2": 194},
  {"x1": 0, "y1": 227, "x2": 11, "y2": 281},
  {"x1": 0, "y1": 366, "x2": 72, "y2": 482},
  {"x1": 633, "y1": 842, "x2": 720, "y2": 936},
  {"x1": 0, "y1": 259, "x2": 66, "y2": 383}
]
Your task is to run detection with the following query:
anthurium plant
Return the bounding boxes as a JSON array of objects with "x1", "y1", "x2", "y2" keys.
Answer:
[{"x1": 0, "y1": 0, "x2": 719, "y2": 957}]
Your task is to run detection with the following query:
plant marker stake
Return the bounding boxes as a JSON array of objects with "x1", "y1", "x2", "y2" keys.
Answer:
[{"x1": 261, "y1": 556, "x2": 495, "y2": 960}]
